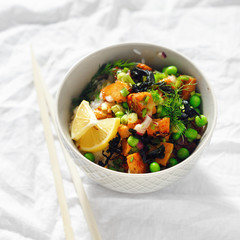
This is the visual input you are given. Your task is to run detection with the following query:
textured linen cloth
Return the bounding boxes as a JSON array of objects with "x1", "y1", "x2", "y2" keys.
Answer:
[{"x1": 1, "y1": 0, "x2": 240, "y2": 239}]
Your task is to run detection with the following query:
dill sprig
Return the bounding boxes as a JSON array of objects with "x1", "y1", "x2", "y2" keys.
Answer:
[
  {"x1": 91, "y1": 59, "x2": 137, "y2": 81},
  {"x1": 161, "y1": 80, "x2": 197, "y2": 132},
  {"x1": 71, "y1": 60, "x2": 137, "y2": 110},
  {"x1": 163, "y1": 88, "x2": 184, "y2": 128}
]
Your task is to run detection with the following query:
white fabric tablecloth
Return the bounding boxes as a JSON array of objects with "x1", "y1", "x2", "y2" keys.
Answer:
[{"x1": 1, "y1": 0, "x2": 240, "y2": 239}]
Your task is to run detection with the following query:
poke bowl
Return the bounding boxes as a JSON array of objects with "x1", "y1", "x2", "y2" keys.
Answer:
[{"x1": 56, "y1": 43, "x2": 217, "y2": 193}]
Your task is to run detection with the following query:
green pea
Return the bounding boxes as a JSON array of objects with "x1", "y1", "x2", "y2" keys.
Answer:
[
  {"x1": 177, "y1": 148, "x2": 190, "y2": 160},
  {"x1": 122, "y1": 67, "x2": 129, "y2": 73},
  {"x1": 169, "y1": 158, "x2": 178, "y2": 166},
  {"x1": 172, "y1": 132, "x2": 181, "y2": 141},
  {"x1": 195, "y1": 115, "x2": 208, "y2": 127},
  {"x1": 84, "y1": 152, "x2": 95, "y2": 162},
  {"x1": 115, "y1": 111, "x2": 124, "y2": 118},
  {"x1": 189, "y1": 95, "x2": 201, "y2": 108},
  {"x1": 150, "y1": 162, "x2": 161, "y2": 172},
  {"x1": 171, "y1": 122, "x2": 185, "y2": 134},
  {"x1": 127, "y1": 136, "x2": 139, "y2": 147},
  {"x1": 184, "y1": 128, "x2": 198, "y2": 140},
  {"x1": 166, "y1": 66, "x2": 178, "y2": 75}
]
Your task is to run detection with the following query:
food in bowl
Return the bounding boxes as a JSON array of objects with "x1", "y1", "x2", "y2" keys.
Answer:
[{"x1": 69, "y1": 60, "x2": 208, "y2": 174}]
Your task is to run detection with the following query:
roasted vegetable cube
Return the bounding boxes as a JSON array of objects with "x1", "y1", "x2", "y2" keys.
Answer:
[
  {"x1": 136, "y1": 63, "x2": 152, "y2": 71},
  {"x1": 155, "y1": 142, "x2": 174, "y2": 166},
  {"x1": 127, "y1": 92, "x2": 156, "y2": 118},
  {"x1": 101, "y1": 80, "x2": 131, "y2": 103},
  {"x1": 122, "y1": 138, "x2": 132, "y2": 156},
  {"x1": 94, "y1": 102, "x2": 114, "y2": 119},
  {"x1": 147, "y1": 117, "x2": 170, "y2": 137},
  {"x1": 118, "y1": 124, "x2": 131, "y2": 139},
  {"x1": 127, "y1": 119, "x2": 142, "y2": 129},
  {"x1": 181, "y1": 77, "x2": 196, "y2": 100},
  {"x1": 127, "y1": 152, "x2": 147, "y2": 173}
]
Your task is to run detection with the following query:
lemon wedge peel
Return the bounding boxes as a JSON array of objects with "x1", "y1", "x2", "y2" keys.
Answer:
[
  {"x1": 76, "y1": 118, "x2": 120, "y2": 152},
  {"x1": 70, "y1": 101, "x2": 120, "y2": 152},
  {"x1": 70, "y1": 100, "x2": 97, "y2": 141}
]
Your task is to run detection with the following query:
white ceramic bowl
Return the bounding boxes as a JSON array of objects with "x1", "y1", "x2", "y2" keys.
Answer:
[{"x1": 56, "y1": 43, "x2": 217, "y2": 193}]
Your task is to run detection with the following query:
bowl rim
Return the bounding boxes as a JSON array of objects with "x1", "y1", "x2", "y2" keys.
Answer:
[{"x1": 55, "y1": 42, "x2": 218, "y2": 178}]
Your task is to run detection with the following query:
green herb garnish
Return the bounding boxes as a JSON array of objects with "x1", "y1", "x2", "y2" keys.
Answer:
[
  {"x1": 72, "y1": 60, "x2": 137, "y2": 110},
  {"x1": 142, "y1": 108, "x2": 147, "y2": 118},
  {"x1": 162, "y1": 87, "x2": 185, "y2": 132},
  {"x1": 144, "y1": 95, "x2": 150, "y2": 104},
  {"x1": 92, "y1": 60, "x2": 137, "y2": 81},
  {"x1": 149, "y1": 89, "x2": 163, "y2": 104}
]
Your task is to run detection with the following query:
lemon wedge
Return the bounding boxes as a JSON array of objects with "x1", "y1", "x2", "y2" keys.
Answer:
[
  {"x1": 71, "y1": 100, "x2": 98, "y2": 141},
  {"x1": 76, "y1": 117, "x2": 120, "y2": 152}
]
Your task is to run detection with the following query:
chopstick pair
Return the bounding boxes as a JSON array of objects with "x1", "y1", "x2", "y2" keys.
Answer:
[{"x1": 31, "y1": 47, "x2": 102, "y2": 240}]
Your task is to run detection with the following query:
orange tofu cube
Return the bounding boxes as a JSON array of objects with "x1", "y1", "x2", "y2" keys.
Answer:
[
  {"x1": 118, "y1": 124, "x2": 131, "y2": 139},
  {"x1": 164, "y1": 134, "x2": 170, "y2": 142},
  {"x1": 147, "y1": 118, "x2": 170, "y2": 137},
  {"x1": 136, "y1": 63, "x2": 152, "y2": 71},
  {"x1": 101, "y1": 80, "x2": 131, "y2": 103},
  {"x1": 127, "y1": 152, "x2": 147, "y2": 174},
  {"x1": 122, "y1": 138, "x2": 132, "y2": 156},
  {"x1": 93, "y1": 102, "x2": 114, "y2": 119},
  {"x1": 127, "y1": 119, "x2": 142, "y2": 129},
  {"x1": 127, "y1": 92, "x2": 156, "y2": 118},
  {"x1": 162, "y1": 76, "x2": 176, "y2": 89},
  {"x1": 155, "y1": 142, "x2": 174, "y2": 166},
  {"x1": 181, "y1": 77, "x2": 196, "y2": 100}
]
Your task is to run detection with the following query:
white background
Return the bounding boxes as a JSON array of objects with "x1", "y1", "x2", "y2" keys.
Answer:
[{"x1": 1, "y1": 0, "x2": 240, "y2": 239}]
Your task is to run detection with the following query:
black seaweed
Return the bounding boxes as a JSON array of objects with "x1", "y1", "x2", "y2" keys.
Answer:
[
  {"x1": 154, "y1": 81, "x2": 174, "y2": 94},
  {"x1": 128, "y1": 129, "x2": 166, "y2": 164},
  {"x1": 131, "y1": 72, "x2": 173, "y2": 94},
  {"x1": 180, "y1": 100, "x2": 200, "y2": 119},
  {"x1": 131, "y1": 68, "x2": 154, "y2": 83},
  {"x1": 131, "y1": 81, "x2": 152, "y2": 93},
  {"x1": 146, "y1": 145, "x2": 165, "y2": 160},
  {"x1": 99, "y1": 133, "x2": 126, "y2": 167},
  {"x1": 130, "y1": 68, "x2": 155, "y2": 93}
]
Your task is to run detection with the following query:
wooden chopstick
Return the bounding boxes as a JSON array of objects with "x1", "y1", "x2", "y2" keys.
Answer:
[
  {"x1": 31, "y1": 48, "x2": 75, "y2": 240},
  {"x1": 31, "y1": 47, "x2": 102, "y2": 240}
]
